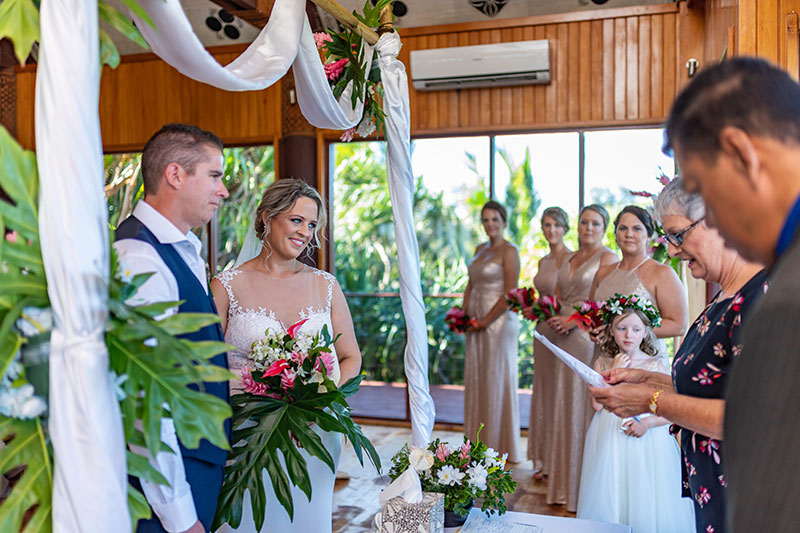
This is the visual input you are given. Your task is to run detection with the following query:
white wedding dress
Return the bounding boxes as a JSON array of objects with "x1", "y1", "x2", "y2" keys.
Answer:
[{"x1": 215, "y1": 266, "x2": 342, "y2": 533}]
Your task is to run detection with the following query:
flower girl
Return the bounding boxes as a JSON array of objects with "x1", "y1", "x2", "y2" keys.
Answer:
[{"x1": 577, "y1": 294, "x2": 694, "y2": 532}]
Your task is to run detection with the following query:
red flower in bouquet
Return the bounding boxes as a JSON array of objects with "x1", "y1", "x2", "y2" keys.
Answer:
[
  {"x1": 568, "y1": 300, "x2": 605, "y2": 332},
  {"x1": 532, "y1": 295, "x2": 560, "y2": 321},
  {"x1": 506, "y1": 287, "x2": 537, "y2": 317},
  {"x1": 444, "y1": 305, "x2": 474, "y2": 334}
]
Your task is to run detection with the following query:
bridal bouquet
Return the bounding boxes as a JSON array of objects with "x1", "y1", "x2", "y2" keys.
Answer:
[
  {"x1": 505, "y1": 287, "x2": 536, "y2": 316},
  {"x1": 568, "y1": 300, "x2": 607, "y2": 332},
  {"x1": 444, "y1": 306, "x2": 476, "y2": 334},
  {"x1": 388, "y1": 426, "x2": 517, "y2": 518},
  {"x1": 215, "y1": 320, "x2": 381, "y2": 530}
]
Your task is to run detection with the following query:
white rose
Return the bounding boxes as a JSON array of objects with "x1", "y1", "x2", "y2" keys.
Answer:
[{"x1": 409, "y1": 447, "x2": 435, "y2": 472}]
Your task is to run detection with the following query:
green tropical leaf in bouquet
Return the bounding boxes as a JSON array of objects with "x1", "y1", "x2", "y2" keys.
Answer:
[{"x1": 0, "y1": 418, "x2": 52, "y2": 533}]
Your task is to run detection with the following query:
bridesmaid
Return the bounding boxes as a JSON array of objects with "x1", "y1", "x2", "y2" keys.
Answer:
[
  {"x1": 545, "y1": 204, "x2": 617, "y2": 511},
  {"x1": 589, "y1": 206, "x2": 688, "y2": 358},
  {"x1": 463, "y1": 201, "x2": 521, "y2": 463},
  {"x1": 527, "y1": 207, "x2": 573, "y2": 479}
]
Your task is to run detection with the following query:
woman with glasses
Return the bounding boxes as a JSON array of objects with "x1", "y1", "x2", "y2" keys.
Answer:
[
  {"x1": 589, "y1": 177, "x2": 766, "y2": 533},
  {"x1": 588, "y1": 205, "x2": 688, "y2": 360},
  {"x1": 544, "y1": 204, "x2": 618, "y2": 512}
]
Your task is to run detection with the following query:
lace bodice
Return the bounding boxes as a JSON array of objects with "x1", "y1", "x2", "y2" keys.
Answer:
[{"x1": 216, "y1": 267, "x2": 341, "y2": 388}]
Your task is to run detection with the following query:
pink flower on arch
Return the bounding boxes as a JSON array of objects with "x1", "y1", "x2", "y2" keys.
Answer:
[
  {"x1": 324, "y1": 58, "x2": 349, "y2": 80},
  {"x1": 340, "y1": 127, "x2": 355, "y2": 142},
  {"x1": 313, "y1": 31, "x2": 333, "y2": 49},
  {"x1": 5, "y1": 230, "x2": 18, "y2": 244}
]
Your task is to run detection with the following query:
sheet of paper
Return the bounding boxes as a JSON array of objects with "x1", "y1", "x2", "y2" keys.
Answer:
[
  {"x1": 533, "y1": 330, "x2": 609, "y2": 388},
  {"x1": 460, "y1": 513, "x2": 543, "y2": 532}
]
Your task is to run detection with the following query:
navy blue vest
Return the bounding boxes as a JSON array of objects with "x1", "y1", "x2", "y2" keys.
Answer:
[{"x1": 116, "y1": 216, "x2": 231, "y2": 466}]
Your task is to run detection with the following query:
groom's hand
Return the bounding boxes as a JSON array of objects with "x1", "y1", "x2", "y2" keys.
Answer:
[{"x1": 183, "y1": 520, "x2": 205, "y2": 533}]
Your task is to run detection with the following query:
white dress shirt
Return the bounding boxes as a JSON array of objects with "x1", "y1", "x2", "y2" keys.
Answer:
[{"x1": 114, "y1": 201, "x2": 208, "y2": 532}]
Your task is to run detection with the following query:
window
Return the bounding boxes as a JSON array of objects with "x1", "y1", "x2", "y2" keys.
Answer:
[{"x1": 330, "y1": 128, "x2": 673, "y2": 424}]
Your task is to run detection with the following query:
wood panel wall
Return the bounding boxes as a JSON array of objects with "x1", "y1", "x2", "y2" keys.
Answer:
[
  {"x1": 705, "y1": 0, "x2": 738, "y2": 63},
  {"x1": 737, "y1": 0, "x2": 800, "y2": 74},
  {"x1": 14, "y1": 45, "x2": 282, "y2": 152},
  {"x1": 393, "y1": 3, "x2": 681, "y2": 136},
  {"x1": 14, "y1": 4, "x2": 690, "y2": 151}
]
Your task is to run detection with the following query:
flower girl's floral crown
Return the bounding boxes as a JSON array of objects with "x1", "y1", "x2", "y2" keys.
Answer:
[{"x1": 601, "y1": 293, "x2": 662, "y2": 328}]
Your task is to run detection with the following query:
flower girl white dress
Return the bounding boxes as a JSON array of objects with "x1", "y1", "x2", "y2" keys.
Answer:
[{"x1": 576, "y1": 351, "x2": 694, "y2": 532}]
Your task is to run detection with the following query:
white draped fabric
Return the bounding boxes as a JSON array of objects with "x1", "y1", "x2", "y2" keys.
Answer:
[
  {"x1": 35, "y1": 0, "x2": 130, "y2": 531},
  {"x1": 375, "y1": 33, "x2": 435, "y2": 447},
  {"x1": 35, "y1": 0, "x2": 432, "y2": 527},
  {"x1": 127, "y1": 0, "x2": 371, "y2": 129}
]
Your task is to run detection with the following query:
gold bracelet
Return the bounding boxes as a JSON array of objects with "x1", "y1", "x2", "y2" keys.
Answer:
[{"x1": 649, "y1": 389, "x2": 663, "y2": 416}]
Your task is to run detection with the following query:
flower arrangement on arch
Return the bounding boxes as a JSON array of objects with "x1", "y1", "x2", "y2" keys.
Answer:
[
  {"x1": 313, "y1": 0, "x2": 393, "y2": 141},
  {"x1": 444, "y1": 305, "x2": 476, "y2": 334},
  {"x1": 215, "y1": 320, "x2": 381, "y2": 530},
  {"x1": 388, "y1": 426, "x2": 518, "y2": 518}
]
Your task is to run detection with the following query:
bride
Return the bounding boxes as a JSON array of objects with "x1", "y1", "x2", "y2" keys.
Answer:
[{"x1": 211, "y1": 178, "x2": 362, "y2": 533}]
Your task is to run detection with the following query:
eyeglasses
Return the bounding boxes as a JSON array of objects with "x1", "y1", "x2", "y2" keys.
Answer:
[{"x1": 664, "y1": 217, "x2": 705, "y2": 247}]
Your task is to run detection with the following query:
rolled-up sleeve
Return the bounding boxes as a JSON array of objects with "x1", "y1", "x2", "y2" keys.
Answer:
[{"x1": 114, "y1": 239, "x2": 197, "y2": 532}]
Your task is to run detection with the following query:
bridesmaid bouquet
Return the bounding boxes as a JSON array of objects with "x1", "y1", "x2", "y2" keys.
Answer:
[
  {"x1": 388, "y1": 425, "x2": 518, "y2": 518},
  {"x1": 527, "y1": 294, "x2": 561, "y2": 322},
  {"x1": 507, "y1": 288, "x2": 561, "y2": 323},
  {"x1": 568, "y1": 300, "x2": 607, "y2": 332},
  {"x1": 505, "y1": 287, "x2": 537, "y2": 315},
  {"x1": 444, "y1": 305, "x2": 477, "y2": 333},
  {"x1": 215, "y1": 319, "x2": 381, "y2": 530}
]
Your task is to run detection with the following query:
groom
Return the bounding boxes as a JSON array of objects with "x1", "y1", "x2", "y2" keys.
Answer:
[{"x1": 115, "y1": 123, "x2": 231, "y2": 533}]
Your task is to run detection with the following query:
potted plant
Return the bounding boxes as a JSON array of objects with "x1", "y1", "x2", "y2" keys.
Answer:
[{"x1": 388, "y1": 426, "x2": 517, "y2": 527}]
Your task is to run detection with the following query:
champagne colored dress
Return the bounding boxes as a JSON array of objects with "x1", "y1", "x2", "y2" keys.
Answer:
[
  {"x1": 547, "y1": 247, "x2": 612, "y2": 512},
  {"x1": 464, "y1": 259, "x2": 521, "y2": 462},
  {"x1": 527, "y1": 254, "x2": 571, "y2": 473},
  {"x1": 592, "y1": 257, "x2": 668, "y2": 362}
]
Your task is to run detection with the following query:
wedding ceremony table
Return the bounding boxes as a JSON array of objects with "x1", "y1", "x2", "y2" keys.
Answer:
[{"x1": 453, "y1": 508, "x2": 633, "y2": 533}]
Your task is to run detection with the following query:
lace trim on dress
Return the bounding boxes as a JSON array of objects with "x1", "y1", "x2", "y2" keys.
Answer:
[
  {"x1": 216, "y1": 267, "x2": 337, "y2": 323},
  {"x1": 216, "y1": 268, "x2": 244, "y2": 318}
]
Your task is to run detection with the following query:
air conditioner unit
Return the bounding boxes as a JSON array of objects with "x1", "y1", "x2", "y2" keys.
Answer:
[{"x1": 410, "y1": 40, "x2": 550, "y2": 91}]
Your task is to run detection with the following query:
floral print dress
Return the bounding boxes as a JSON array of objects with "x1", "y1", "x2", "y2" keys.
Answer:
[{"x1": 671, "y1": 270, "x2": 768, "y2": 533}]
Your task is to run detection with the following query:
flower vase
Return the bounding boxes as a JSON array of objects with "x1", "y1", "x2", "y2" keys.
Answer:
[
  {"x1": 443, "y1": 501, "x2": 473, "y2": 528},
  {"x1": 21, "y1": 333, "x2": 50, "y2": 403}
]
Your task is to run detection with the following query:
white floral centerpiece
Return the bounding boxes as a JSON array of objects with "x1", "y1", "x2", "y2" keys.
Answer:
[{"x1": 388, "y1": 425, "x2": 518, "y2": 520}]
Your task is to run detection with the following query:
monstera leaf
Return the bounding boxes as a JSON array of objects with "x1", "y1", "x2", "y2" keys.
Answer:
[
  {"x1": 0, "y1": 418, "x2": 52, "y2": 532},
  {"x1": 214, "y1": 373, "x2": 381, "y2": 531}
]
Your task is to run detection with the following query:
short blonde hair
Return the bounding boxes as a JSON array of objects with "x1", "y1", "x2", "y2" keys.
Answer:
[{"x1": 254, "y1": 178, "x2": 327, "y2": 252}]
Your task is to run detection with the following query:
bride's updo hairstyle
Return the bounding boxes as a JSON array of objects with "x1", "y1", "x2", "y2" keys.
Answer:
[{"x1": 254, "y1": 178, "x2": 327, "y2": 253}]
